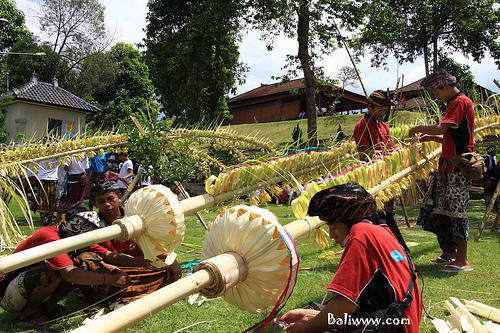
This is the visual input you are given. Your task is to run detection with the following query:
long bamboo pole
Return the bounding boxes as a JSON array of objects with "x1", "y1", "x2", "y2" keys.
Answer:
[
  {"x1": 0, "y1": 157, "x2": 338, "y2": 274},
  {"x1": 0, "y1": 224, "x2": 124, "y2": 274},
  {"x1": 70, "y1": 217, "x2": 325, "y2": 333},
  {"x1": 0, "y1": 142, "x2": 126, "y2": 169}
]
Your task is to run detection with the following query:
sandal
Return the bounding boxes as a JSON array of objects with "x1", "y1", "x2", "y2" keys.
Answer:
[{"x1": 430, "y1": 256, "x2": 451, "y2": 265}]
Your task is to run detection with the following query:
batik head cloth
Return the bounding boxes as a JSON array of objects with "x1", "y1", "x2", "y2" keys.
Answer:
[
  {"x1": 307, "y1": 182, "x2": 376, "y2": 227},
  {"x1": 60, "y1": 209, "x2": 105, "y2": 235},
  {"x1": 421, "y1": 71, "x2": 457, "y2": 90},
  {"x1": 367, "y1": 89, "x2": 393, "y2": 107}
]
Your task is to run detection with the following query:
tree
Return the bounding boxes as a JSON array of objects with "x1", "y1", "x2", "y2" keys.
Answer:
[
  {"x1": 0, "y1": 0, "x2": 30, "y2": 51},
  {"x1": 336, "y1": 66, "x2": 359, "y2": 91},
  {"x1": 1, "y1": 34, "x2": 77, "y2": 92},
  {"x1": 75, "y1": 52, "x2": 117, "y2": 103},
  {"x1": 248, "y1": 0, "x2": 358, "y2": 141},
  {"x1": 86, "y1": 43, "x2": 155, "y2": 130},
  {"x1": 351, "y1": 0, "x2": 500, "y2": 75},
  {"x1": 38, "y1": 0, "x2": 112, "y2": 72},
  {"x1": 143, "y1": 0, "x2": 247, "y2": 125}
]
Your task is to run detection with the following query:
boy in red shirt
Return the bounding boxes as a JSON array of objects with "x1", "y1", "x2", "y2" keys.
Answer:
[
  {"x1": 0, "y1": 210, "x2": 130, "y2": 327},
  {"x1": 275, "y1": 183, "x2": 422, "y2": 333},
  {"x1": 409, "y1": 69, "x2": 474, "y2": 272}
]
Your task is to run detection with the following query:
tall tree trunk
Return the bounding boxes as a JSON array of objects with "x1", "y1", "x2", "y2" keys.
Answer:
[
  {"x1": 423, "y1": 43, "x2": 429, "y2": 76},
  {"x1": 296, "y1": 0, "x2": 317, "y2": 143},
  {"x1": 432, "y1": 35, "x2": 438, "y2": 71}
]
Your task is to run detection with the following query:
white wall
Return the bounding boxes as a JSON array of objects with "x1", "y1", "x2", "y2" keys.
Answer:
[{"x1": 3, "y1": 101, "x2": 88, "y2": 142}]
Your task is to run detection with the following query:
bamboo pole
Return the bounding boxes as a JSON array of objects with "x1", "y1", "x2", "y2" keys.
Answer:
[
  {"x1": 71, "y1": 269, "x2": 213, "y2": 333},
  {"x1": 369, "y1": 148, "x2": 442, "y2": 196},
  {"x1": 0, "y1": 158, "x2": 337, "y2": 274},
  {"x1": 474, "y1": 179, "x2": 500, "y2": 241},
  {"x1": 494, "y1": 79, "x2": 500, "y2": 90},
  {"x1": 175, "y1": 181, "x2": 208, "y2": 230},
  {"x1": 0, "y1": 142, "x2": 126, "y2": 169},
  {"x1": 180, "y1": 157, "x2": 340, "y2": 216},
  {"x1": 0, "y1": 224, "x2": 124, "y2": 274},
  {"x1": 70, "y1": 217, "x2": 324, "y2": 333},
  {"x1": 332, "y1": 21, "x2": 368, "y2": 98},
  {"x1": 399, "y1": 196, "x2": 411, "y2": 228}
]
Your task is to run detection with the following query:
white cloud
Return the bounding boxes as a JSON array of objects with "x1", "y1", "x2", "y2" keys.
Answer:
[{"x1": 13, "y1": 0, "x2": 500, "y2": 95}]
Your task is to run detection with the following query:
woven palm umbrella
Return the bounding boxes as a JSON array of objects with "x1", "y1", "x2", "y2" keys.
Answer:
[
  {"x1": 71, "y1": 206, "x2": 320, "y2": 333},
  {"x1": 0, "y1": 185, "x2": 184, "y2": 274}
]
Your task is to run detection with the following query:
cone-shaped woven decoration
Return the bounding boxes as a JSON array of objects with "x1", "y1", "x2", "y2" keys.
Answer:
[
  {"x1": 123, "y1": 185, "x2": 185, "y2": 262},
  {"x1": 201, "y1": 205, "x2": 299, "y2": 313}
]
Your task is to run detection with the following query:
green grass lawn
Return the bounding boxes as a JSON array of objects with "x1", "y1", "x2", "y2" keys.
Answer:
[
  {"x1": 1, "y1": 198, "x2": 499, "y2": 332},
  {"x1": 224, "y1": 111, "x2": 424, "y2": 146}
]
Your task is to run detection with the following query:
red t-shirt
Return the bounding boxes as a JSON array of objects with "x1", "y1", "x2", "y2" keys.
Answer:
[
  {"x1": 327, "y1": 222, "x2": 422, "y2": 333},
  {"x1": 96, "y1": 208, "x2": 142, "y2": 258},
  {"x1": 440, "y1": 93, "x2": 475, "y2": 171},
  {"x1": 354, "y1": 115, "x2": 395, "y2": 151}
]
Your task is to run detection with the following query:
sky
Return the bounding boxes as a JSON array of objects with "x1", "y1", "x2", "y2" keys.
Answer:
[{"x1": 14, "y1": 0, "x2": 500, "y2": 97}]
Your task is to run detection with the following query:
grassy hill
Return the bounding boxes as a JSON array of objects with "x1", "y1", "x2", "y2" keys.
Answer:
[{"x1": 223, "y1": 111, "x2": 424, "y2": 146}]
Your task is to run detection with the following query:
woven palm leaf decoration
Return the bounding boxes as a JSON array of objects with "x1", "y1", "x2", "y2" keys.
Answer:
[
  {"x1": 123, "y1": 185, "x2": 185, "y2": 263},
  {"x1": 201, "y1": 205, "x2": 299, "y2": 314}
]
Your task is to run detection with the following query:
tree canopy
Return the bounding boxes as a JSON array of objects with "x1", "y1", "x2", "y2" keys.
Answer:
[
  {"x1": 38, "y1": 0, "x2": 113, "y2": 71},
  {"x1": 351, "y1": 0, "x2": 500, "y2": 75},
  {"x1": 143, "y1": 0, "x2": 247, "y2": 125},
  {"x1": 0, "y1": 0, "x2": 29, "y2": 52},
  {"x1": 336, "y1": 66, "x2": 360, "y2": 90},
  {"x1": 1, "y1": 34, "x2": 77, "y2": 92},
  {"x1": 86, "y1": 43, "x2": 155, "y2": 130}
]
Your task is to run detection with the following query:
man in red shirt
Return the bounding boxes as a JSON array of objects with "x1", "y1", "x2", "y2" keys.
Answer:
[
  {"x1": 409, "y1": 69, "x2": 474, "y2": 272},
  {"x1": 354, "y1": 90, "x2": 395, "y2": 159},
  {"x1": 0, "y1": 210, "x2": 130, "y2": 327},
  {"x1": 354, "y1": 90, "x2": 409, "y2": 252},
  {"x1": 275, "y1": 183, "x2": 422, "y2": 333},
  {"x1": 90, "y1": 181, "x2": 182, "y2": 302}
]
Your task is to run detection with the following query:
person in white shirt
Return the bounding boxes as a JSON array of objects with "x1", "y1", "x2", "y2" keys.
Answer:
[
  {"x1": 137, "y1": 165, "x2": 153, "y2": 188},
  {"x1": 56, "y1": 153, "x2": 89, "y2": 223},
  {"x1": 113, "y1": 152, "x2": 134, "y2": 194}
]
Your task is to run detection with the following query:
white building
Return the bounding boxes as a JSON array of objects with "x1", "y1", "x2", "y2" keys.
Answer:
[{"x1": 0, "y1": 74, "x2": 100, "y2": 142}]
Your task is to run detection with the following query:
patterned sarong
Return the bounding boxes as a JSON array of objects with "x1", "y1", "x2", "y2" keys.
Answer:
[
  {"x1": 72, "y1": 252, "x2": 179, "y2": 303},
  {"x1": 36, "y1": 180, "x2": 58, "y2": 213},
  {"x1": 417, "y1": 171, "x2": 470, "y2": 256}
]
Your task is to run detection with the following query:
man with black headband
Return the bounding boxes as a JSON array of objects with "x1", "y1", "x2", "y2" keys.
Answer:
[
  {"x1": 275, "y1": 183, "x2": 422, "y2": 333},
  {"x1": 354, "y1": 90, "x2": 409, "y2": 252},
  {"x1": 0, "y1": 210, "x2": 130, "y2": 328},
  {"x1": 409, "y1": 69, "x2": 474, "y2": 272}
]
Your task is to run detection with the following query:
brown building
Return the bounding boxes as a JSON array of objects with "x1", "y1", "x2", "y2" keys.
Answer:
[
  {"x1": 227, "y1": 78, "x2": 367, "y2": 125},
  {"x1": 391, "y1": 77, "x2": 497, "y2": 111}
]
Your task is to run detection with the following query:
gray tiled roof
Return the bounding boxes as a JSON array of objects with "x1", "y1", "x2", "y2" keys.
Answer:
[{"x1": 1, "y1": 79, "x2": 100, "y2": 113}]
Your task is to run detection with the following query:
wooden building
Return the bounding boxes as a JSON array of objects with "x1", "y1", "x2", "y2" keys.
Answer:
[{"x1": 227, "y1": 78, "x2": 367, "y2": 125}]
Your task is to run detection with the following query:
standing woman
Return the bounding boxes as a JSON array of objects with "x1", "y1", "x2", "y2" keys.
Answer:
[
  {"x1": 409, "y1": 69, "x2": 474, "y2": 272},
  {"x1": 56, "y1": 154, "x2": 89, "y2": 224},
  {"x1": 354, "y1": 90, "x2": 409, "y2": 252}
]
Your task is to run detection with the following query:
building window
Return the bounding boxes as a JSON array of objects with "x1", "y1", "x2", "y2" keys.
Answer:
[{"x1": 48, "y1": 118, "x2": 62, "y2": 136}]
